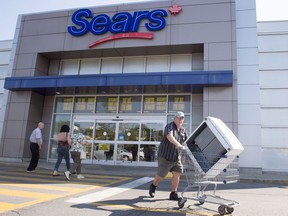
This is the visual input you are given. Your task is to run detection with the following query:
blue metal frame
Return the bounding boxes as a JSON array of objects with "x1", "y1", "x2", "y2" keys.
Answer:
[{"x1": 4, "y1": 71, "x2": 232, "y2": 92}]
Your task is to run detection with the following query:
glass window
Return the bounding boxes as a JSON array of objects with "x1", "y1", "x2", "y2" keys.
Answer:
[
  {"x1": 74, "y1": 97, "x2": 95, "y2": 113},
  {"x1": 119, "y1": 96, "x2": 141, "y2": 113},
  {"x1": 49, "y1": 139, "x2": 58, "y2": 159},
  {"x1": 141, "y1": 122, "x2": 163, "y2": 142},
  {"x1": 120, "y1": 86, "x2": 143, "y2": 94},
  {"x1": 80, "y1": 59, "x2": 100, "y2": 75},
  {"x1": 141, "y1": 144, "x2": 158, "y2": 162},
  {"x1": 60, "y1": 60, "x2": 79, "y2": 75},
  {"x1": 143, "y1": 96, "x2": 167, "y2": 113},
  {"x1": 54, "y1": 97, "x2": 73, "y2": 113},
  {"x1": 101, "y1": 58, "x2": 122, "y2": 74},
  {"x1": 146, "y1": 56, "x2": 169, "y2": 72},
  {"x1": 72, "y1": 121, "x2": 94, "y2": 141},
  {"x1": 118, "y1": 122, "x2": 140, "y2": 141},
  {"x1": 116, "y1": 144, "x2": 140, "y2": 161},
  {"x1": 168, "y1": 95, "x2": 190, "y2": 113},
  {"x1": 95, "y1": 122, "x2": 116, "y2": 141},
  {"x1": 93, "y1": 143, "x2": 114, "y2": 161},
  {"x1": 170, "y1": 55, "x2": 192, "y2": 72},
  {"x1": 51, "y1": 114, "x2": 71, "y2": 138},
  {"x1": 96, "y1": 96, "x2": 118, "y2": 113},
  {"x1": 123, "y1": 57, "x2": 145, "y2": 73}
]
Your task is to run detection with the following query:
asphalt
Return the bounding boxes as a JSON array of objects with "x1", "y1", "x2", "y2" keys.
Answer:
[{"x1": 1, "y1": 159, "x2": 288, "y2": 184}]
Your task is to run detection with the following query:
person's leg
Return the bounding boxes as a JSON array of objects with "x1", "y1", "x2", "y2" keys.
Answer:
[
  {"x1": 69, "y1": 151, "x2": 78, "y2": 173},
  {"x1": 63, "y1": 146, "x2": 70, "y2": 171},
  {"x1": 73, "y1": 152, "x2": 84, "y2": 178},
  {"x1": 169, "y1": 159, "x2": 183, "y2": 200},
  {"x1": 171, "y1": 171, "x2": 181, "y2": 192},
  {"x1": 74, "y1": 152, "x2": 81, "y2": 174},
  {"x1": 149, "y1": 157, "x2": 170, "y2": 197},
  {"x1": 152, "y1": 174, "x2": 163, "y2": 186},
  {"x1": 27, "y1": 143, "x2": 39, "y2": 171},
  {"x1": 54, "y1": 146, "x2": 63, "y2": 171}
]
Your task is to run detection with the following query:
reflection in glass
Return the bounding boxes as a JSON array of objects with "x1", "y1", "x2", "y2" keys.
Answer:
[
  {"x1": 85, "y1": 142, "x2": 92, "y2": 160},
  {"x1": 54, "y1": 97, "x2": 73, "y2": 113},
  {"x1": 51, "y1": 114, "x2": 71, "y2": 138},
  {"x1": 141, "y1": 122, "x2": 163, "y2": 141},
  {"x1": 73, "y1": 122, "x2": 94, "y2": 141},
  {"x1": 141, "y1": 144, "x2": 158, "y2": 162},
  {"x1": 93, "y1": 143, "x2": 114, "y2": 161},
  {"x1": 95, "y1": 123, "x2": 116, "y2": 140},
  {"x1": 96, "y1": 96, "x2": 118, "y2": 113},
  {"x1": 74, "y1": 97, "x2": 95, "y2": 113},
  {"x1": 115, "y1": 144, "x2": 144, "y2": 161},
  {"x1": 168, "y1": 95, "x2": 190, "y2": 113},
  {"x1": 49, "y1": 139, "x2": 58, "y2": 159},
  {"x1": 118, "y1": 123, "x2": 139, "y2": 141},
  {"x1": 119, "y1": 96, "x2": 141, "y2": 113}
]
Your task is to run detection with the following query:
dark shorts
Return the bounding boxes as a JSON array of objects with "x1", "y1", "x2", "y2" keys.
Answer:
[{"x1": 157, "y1": 157, "x2": 183, "y2": 178}]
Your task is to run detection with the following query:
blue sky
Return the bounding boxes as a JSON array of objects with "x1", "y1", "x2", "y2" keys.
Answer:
[{"x1": 0, "y1": 0, "x2": 287, "y2": 40}]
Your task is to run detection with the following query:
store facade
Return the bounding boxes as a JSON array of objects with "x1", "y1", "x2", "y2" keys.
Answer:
[{"x1": 1, "y1": 0, "x2": 257, "y2": 168}]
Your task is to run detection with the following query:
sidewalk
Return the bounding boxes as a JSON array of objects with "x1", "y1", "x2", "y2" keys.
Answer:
[{"x1": 1, "y1": 159, "x2": 288, "y2": 184}]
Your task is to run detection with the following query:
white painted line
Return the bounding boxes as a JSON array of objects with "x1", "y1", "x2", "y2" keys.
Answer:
[{"x1": 66, "y1": 176, "x2": 153, "y2": 204}]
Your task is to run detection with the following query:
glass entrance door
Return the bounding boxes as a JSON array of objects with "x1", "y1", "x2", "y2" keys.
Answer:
[{"x1": 73, "y1": 116, "x2": 165, "y2": 166}]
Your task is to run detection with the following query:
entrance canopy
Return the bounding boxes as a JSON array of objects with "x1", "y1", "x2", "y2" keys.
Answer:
[{"x1": 4, "y1": 71, "x2": 232, "y2": 95}]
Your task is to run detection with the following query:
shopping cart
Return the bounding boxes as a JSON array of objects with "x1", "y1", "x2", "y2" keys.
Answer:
[
  {"x1": 178, "y1": 150, "x2": 240, "y2": 215},
  {"x1": 177, "y1": 116, "x2": 244, "y2": 215}
]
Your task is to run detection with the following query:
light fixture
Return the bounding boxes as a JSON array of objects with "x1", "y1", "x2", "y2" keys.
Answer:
[{"x1": 55, "y1": 88, "x2": 60, "y2": 95}]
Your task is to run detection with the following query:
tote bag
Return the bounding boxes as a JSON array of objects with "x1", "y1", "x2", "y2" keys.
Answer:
[{"x1": 80, "y1": 150, "x2": 86, "y2": 160}]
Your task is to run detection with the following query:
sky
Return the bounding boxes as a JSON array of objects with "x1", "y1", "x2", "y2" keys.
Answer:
[{"x1": 0, "y1": 0, "x2": 288, "y2": 41}]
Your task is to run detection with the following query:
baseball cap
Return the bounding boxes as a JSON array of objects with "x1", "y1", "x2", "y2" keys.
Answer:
[{"x1": 175, "y1": 111, "x2": 185, "y2": 118}]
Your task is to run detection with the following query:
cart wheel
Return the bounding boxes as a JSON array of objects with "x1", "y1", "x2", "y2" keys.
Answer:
[
  {"x1": 178, "y1": 198, "x2": 187, "y2": 209},
  {"x1": 226, "y1": 207, "x2": 234, "y2": 214},
  {"x1": 218, "y1": 206, "x2": 226, "y2": 215}
]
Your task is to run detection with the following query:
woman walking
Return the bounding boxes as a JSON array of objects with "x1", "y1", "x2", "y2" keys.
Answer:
[
  {"x1": 52, "y1": 125, "x2": 71, "y2": 176},
  {"x1": 64, "y1": 128, "x2": 86, "y2": 180}
]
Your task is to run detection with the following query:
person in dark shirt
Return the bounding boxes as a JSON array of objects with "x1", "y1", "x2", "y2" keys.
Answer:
[{"x1": 149, "y1": 111, "x2": 187, "y2": 201}]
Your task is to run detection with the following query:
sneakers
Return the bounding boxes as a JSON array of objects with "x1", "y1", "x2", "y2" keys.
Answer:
[
  {"x1": 149, "y1": 183, "x2": 156, "y2": 197},
  {"x1": 52, "y1": 170, "x2": 60, "y2": 176},
  {"x1": 26, "y1": 170, "x2": 35, "y2": 173},
  {"x1": 169, "y1": 191, "x2": 180, "y2": 201},
  {"x1": 64, "y1": 171, "x2": 71, "y2": 180},
  {"x1": 77, "y1": 174, "x2": 85, "y2": 179}
]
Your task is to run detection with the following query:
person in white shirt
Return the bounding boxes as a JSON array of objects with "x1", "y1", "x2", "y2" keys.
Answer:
[{"x1": 27, "y1": 122, "x2": 44, "y2": 172}]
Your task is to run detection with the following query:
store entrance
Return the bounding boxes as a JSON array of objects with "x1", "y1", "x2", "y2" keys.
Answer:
[{"x1": 72, "y1": 115, "x2": 165, "y2": 166}]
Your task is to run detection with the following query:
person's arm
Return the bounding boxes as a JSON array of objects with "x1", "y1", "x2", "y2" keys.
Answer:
[
  {"x1": 67, "y1": 133, "x2": 72, "y2": 147},
  {"x1": 167, "y1": 131, "x2": 185, "y2": 150}
]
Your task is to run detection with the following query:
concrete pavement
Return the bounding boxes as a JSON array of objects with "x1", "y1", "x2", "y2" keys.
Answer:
[
  {"x1": 1, "y1": 159, "x2": 288, "y2": 216},
  {"x1": 1, "y1": 159, "x2": 288, "y2": 184}
]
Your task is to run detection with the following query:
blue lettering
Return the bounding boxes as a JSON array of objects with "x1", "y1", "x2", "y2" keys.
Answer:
[
  {"x1": 146, "y1": 9, "x2": 167, "y2": 31},
  {"x1": 90, "y1": 14, "x2": 110, "y2": 35},
  {"x1": 68, "y1": 8, "x2": 169, "y2": 37},
  {"x1": 68, "y1": 9, "x2": 92, "y2": 36},
  {"x1": 109, "y1": 12, "x2": 132, "y2": 33},
  {"x1": 129, "y1": 11, "x2": 149, "y2": 32}
]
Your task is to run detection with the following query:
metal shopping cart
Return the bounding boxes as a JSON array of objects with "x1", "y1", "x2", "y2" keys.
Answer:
[{"x1": 178, "y1": 116, "x2": 244, "y2": 215}]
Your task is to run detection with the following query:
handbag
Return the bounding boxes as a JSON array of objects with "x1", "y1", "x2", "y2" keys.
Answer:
[{"x1": 80, "y1": 150, "x2": 86, "y2": 160}]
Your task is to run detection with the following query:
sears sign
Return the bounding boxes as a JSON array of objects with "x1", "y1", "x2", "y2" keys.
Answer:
[{"x1": 68, "y1": 4, "x2": 182, "y2": 48}]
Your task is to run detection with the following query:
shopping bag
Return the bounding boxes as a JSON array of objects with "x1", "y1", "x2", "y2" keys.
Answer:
[{"x1": 80, "y1": 150, "x2": 86, "y2": 159}]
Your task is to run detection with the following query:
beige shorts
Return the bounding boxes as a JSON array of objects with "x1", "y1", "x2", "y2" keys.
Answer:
[{"x1": 157, "y1": 157, "x2": 183, "y2": 178}]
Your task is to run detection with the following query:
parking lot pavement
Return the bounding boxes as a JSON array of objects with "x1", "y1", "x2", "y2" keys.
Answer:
[{"x1": 1, "y1": 160, "x2": 288, "y2": 216}]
